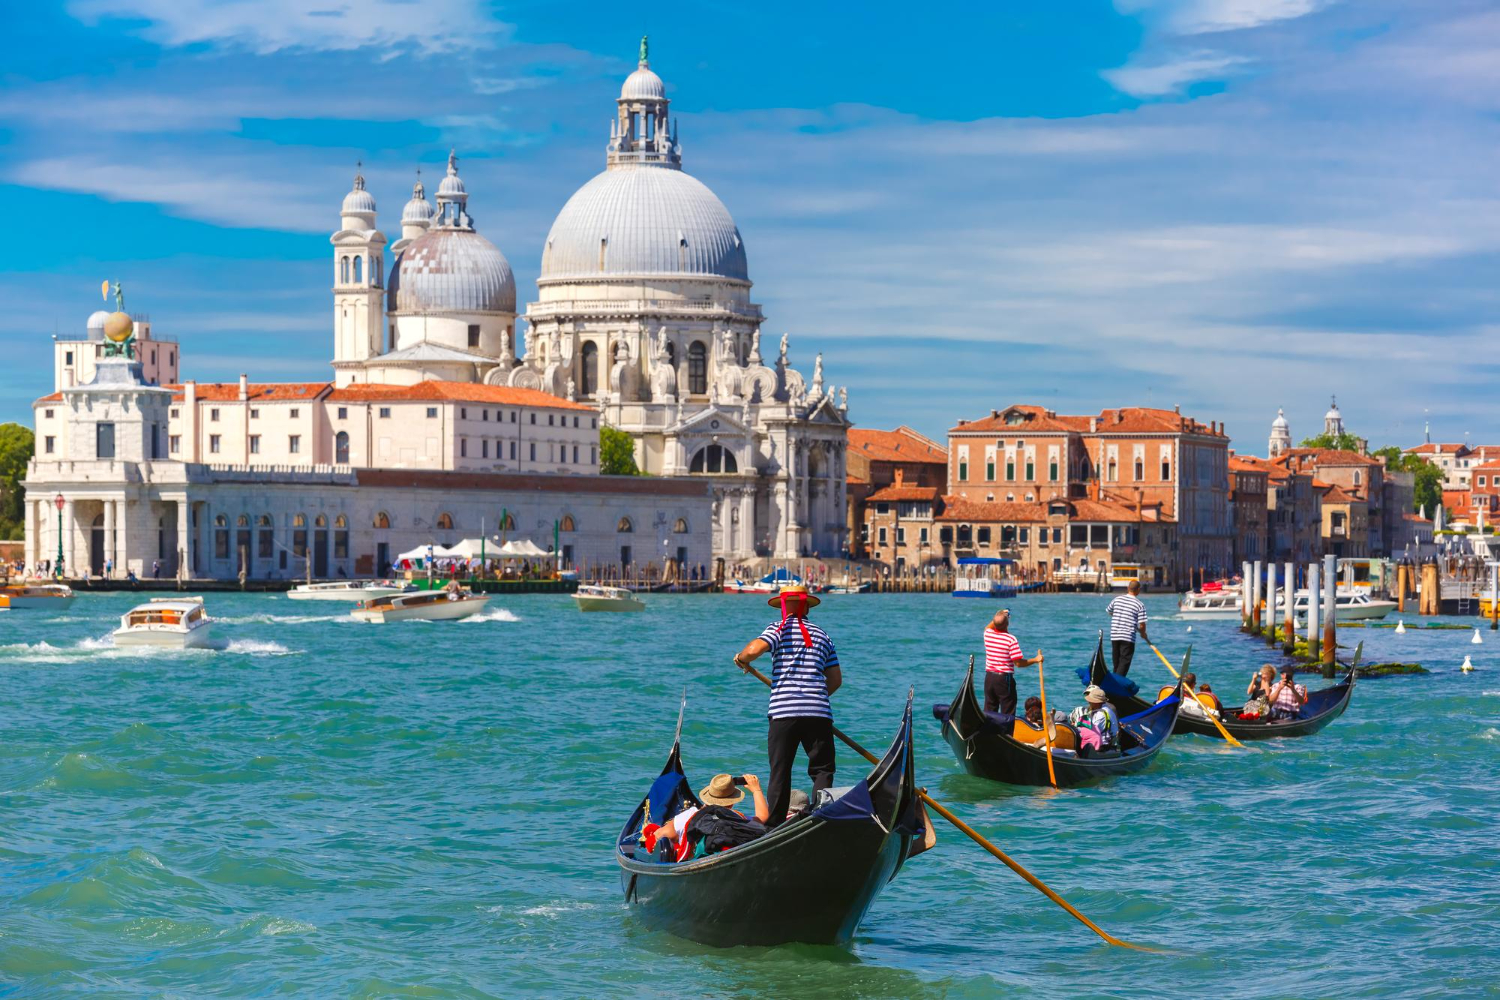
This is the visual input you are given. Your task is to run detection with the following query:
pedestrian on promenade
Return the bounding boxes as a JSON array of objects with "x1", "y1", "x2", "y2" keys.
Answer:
[
  {"x1": 152, "y1": 559, "x2": 161, "y2": 579},
  {"x1": 104, "y1": 556, "x2": 113, "y2": 579},
  {"x1": 1105, "y1": 580, "x2": 1149, "y2": 676},
  {"x1": 982, "y1": 608, "x2": 1042, "y2": 717}
]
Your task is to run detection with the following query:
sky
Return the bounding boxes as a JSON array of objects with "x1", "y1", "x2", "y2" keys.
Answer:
[{"x1": 2, "y1": 0, "x2": 1497, "y2": 453}]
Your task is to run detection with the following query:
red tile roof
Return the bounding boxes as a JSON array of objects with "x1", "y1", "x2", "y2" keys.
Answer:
[
  {"x1": 865, "y1": 484, "x2": 941, "y2": 503},
  {"x1": 1278, "y1": 447, "x2": 1381, "y2": 468},
  {"x1": 34, "y1": 392, "x2": 63, "y2": 404},
  {"x1": 950, "y1": 405, "x2": 1091, "y2": 434},
  {"x1": 1318, "y1": 483, "x2": 1361, "y2": 504},
  {"x1": 1406, "y1": 443, "x2": 1468, "y2": 455},
  {"x1": 1071, "y1": 498, "x2": 1168, "y2": 523},
  {"x1": 326, "y1": 381, "x2": 596, "y2": 411},
  {"x1": 848, "y1": 426, "x2": 947, "y2": 463},
  {"x1": 1092, "y1": 407, "x2": 1224, "y2": 437},
  {"x1": 935, "y1": 497, "x2": 1047, "y2": 523},
  {"x1": 168, "y1": 381, "x2": 331, "y2": 402},
  {"x1": 952, "y1": 404, "x2": 1224, "y2": 437}
]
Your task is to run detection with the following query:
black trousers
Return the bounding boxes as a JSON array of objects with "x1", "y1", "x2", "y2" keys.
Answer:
[
  {"x1": 983, "y1": 671, "x2": 1017, "y2": 715},
  {"x1": 1111, "y1": 639, "x2": 1136, "y2": 676},
  {"x1": 766, "y1": 716, "x2": 835, "y2": 828}
]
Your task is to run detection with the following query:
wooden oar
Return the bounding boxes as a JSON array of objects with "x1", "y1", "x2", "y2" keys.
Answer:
[
  {"x1": 1035, "y1": 653, "x2": 1058, "y2": 789},
  {"x1": 1148, "y1": 644, "x2": 1244, "y2": 748},
  {"x1": 734, "y1": 659, "x2": 1159, "y2": 952}
]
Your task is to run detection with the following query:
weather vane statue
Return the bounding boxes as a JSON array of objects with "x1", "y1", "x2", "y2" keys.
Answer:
[
  {"x1": 639, "y1": 35, "x2": 648, "y2": 64},
  {"x1": 100, "y1": 278, "x2": 135, "y2": 358}
]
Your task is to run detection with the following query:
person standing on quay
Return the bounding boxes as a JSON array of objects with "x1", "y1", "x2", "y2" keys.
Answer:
[
  {"x1": 1105, "y1": 580, "x2": 1150, "y2": 676},
  {"x1": 734, "y1": 584, "x2": 841, "y2": 828},
  {"x1": 983, "y1": 608, "x2": 1042, "y2": 716}
]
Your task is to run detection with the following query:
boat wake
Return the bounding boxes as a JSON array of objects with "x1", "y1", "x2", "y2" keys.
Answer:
[
  {"x1": 211, "y1": 639, "x2": 295, "y2": 656},
  {"x1": 458, "y1": 607, "x2": 520, "y2": 623},
  {"x1": 217, "y1": 613, "x2": 347, "y2": 625}
]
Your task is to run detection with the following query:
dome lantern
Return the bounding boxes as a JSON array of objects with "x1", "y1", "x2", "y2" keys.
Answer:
[
  {"x1": 434, "y1": 150, "x2": 472, "y2": 228},
  {"x1": 609, "y1": 35, "x2": 679, "y2": 170},
  {"x1": 340, "y1": 163, "x2": 377, "y2": 226}
]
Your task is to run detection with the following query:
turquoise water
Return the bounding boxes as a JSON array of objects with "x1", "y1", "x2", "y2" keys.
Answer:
[{"x1": 2, "y1": 591, "x2": 1497, "y2": 998}]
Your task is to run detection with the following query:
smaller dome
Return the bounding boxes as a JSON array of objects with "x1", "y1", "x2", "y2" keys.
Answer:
[
  {"x1": 1272, "y1": 408, "x2": 1288, "y2": 429},
  {"x1": 402, "y1": 180, "x2": 433, "y2": 224},
  {"x1": 436, "y1": 150, "x2": 467, "y2": 202},
  {"x1": 342, "y1": 167, "x2": 376, "y2": 215},
  {"x1": 1325, "y1": 397, "x2": 1341, "y2": 421},
  {"x1": 87, "y1": 309, "x2": 108, "y2": 341},
  {"x1": 621, "y1": 64, "x2": 665, "y2": 100}
]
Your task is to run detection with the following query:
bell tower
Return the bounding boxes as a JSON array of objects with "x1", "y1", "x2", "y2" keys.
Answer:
[{"x1": 331, "y1": 165, "x2": 387, "y2": 385}]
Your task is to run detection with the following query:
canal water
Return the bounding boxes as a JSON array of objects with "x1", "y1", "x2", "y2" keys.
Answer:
[{"x1": 1, "y1": 592, "x2": 1495, "y2": 998}]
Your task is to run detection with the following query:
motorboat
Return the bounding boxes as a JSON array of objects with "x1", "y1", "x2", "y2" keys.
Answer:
[
  {"x1": 287, "y1": 579, "x2": 412, "y2": 602},
  {"x1": 723, "y1": 568, "x2": 800, "y2": 595},
  {"x1": 953, "y1": 557, "x2": 1018, "y2": 599},
  {"x1": 1293, "y1": 588, "x2": 1397, "y2": 623},
  {"x1": 350, "y1": 588, "x2": 489, "y2": 623},
  {"x1": 112, "y1": 597, "x2": 211, "y2": 648},
  {"x1": 1178, "y1": 583, "x2": 1243, "y2": 619},
  {"x1": 0, "y1": 582, "x2": 76, "y2": 610},
  {"x1": 826, "y1": 577, "x2": 872, "y2": 595},
  {"x1": 573, "y1": 584, "x2": 645, "y2": 612}
]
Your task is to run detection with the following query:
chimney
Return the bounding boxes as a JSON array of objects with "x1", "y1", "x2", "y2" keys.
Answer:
[
  {"x1": 1174, "y1": 404, "x2": 1180, "y2": 414},
  {"x1": 185, "y1": 380, "x2": 196, "y2": 406},
  {"x1": 894, "y1": 468, "x2": 905, "y2": 487},
  {"x1": 239, "y1": 374, "x2": 249, "y2": 401}
]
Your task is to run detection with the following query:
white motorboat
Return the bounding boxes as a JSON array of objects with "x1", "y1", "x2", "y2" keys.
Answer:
[
  {"x1": 287, "y1": 579, "x2": 412, "y2": 602},
  {"x1": 572, "y1": 584, "x2": 645, "y2": 612},
  {"x1": 953, "y1": 558, "x2": 1018, "y2": 599},
  {"x1": 1293, "y1": 588, "x2": 1397, "y2": 623},
  {"x1": 0, "y1": 582, "x2": 76, "y2": 610},
  {"x1": 723, "y1": 568, "x2": 800, "y2": 595},
  {"x1": 1178, "y1": 586, "x2": 1243, "y2": 619},
  {"x1": 112, "y1": 597, "x2": 211, "y2": 648},
  {"x1": 350, "y1": 588, "x2": 489, "y2": 623},
  {"x1": 826, "y1": 578, "x2": 872, "y2": 595}
]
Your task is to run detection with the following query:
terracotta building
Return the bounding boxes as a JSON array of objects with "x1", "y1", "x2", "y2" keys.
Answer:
[
  {"x1": 1227, "y1": 455, "x2": 1269, "y2": 567},
  {"x1": 846, "y1": 426, "x2": 946, "y2": 559}
]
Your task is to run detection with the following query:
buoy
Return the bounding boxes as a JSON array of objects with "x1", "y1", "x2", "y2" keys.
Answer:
[
  {"x1": 1186, "y1": 625, "x2": 1193, "y2": 633},
  {"x1": 1462, "y1": 655, "x2": 1474, "y2": 673},
  {"x1": 1473, "y1": 629, "x2": 1483, "y2": 645},
  {"x1": 1395, "y1": 620, "x2": 1406, "y2": 634}
]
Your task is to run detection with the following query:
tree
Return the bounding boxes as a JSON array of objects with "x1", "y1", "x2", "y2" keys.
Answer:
[
  {"x1": 1299, "y1": 431, "x2": 1364, "y2": 452},
  {"x1": 599, "y1": 423, "x2": 641, "y2": 476},
  {"x1": 0, "y1": 423, "x2": 34, "y2": 540},
  {"x1": 1372, "y1": 445, "x2": 1444, "y2": 515}
]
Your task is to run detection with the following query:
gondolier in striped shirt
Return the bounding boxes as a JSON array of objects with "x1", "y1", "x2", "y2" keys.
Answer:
[
  {"x1": 734, "y1": 584, "x2": 841, "y2": 829},
  {"x1": 982, "y1": 608, "x2": 1042, "y2": 717},
  {"x1": 1105, "y1": 580, "x2": 1150, "y2": 676}
]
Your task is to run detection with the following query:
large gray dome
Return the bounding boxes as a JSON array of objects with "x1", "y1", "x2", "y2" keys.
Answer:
[
  {"x1": 539, "y1": 165, "x2": 749, "y2": 283},
  {"x1": 389, "y1": 228, "x2": 516, "y2": 314}
]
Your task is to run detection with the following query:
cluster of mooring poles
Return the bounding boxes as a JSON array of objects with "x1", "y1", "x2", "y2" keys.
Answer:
[{"x1": 1240, "y1": 554, "x2": 1341, "y2": 677}]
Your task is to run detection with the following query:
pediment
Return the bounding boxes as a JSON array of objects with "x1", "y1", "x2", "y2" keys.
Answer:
[
  {"x1": 674, "y1": 406, "x2": 751, "y2": 437},
  {"x1": 804, "y1": 396, "x2": 850, "y2": 427}
]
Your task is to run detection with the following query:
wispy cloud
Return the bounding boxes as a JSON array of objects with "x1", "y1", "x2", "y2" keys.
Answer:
[
  {"x1": 1115, "y1": 0, "x2": 1329, "y2": 35},
  {"x1": 1102, "y1": 51, "x2": 1250, "y2": 96}
]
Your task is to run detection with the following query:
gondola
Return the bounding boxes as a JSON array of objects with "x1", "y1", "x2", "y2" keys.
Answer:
[
  {"x1": 1077, "y1": 634, "x2": 1359, "y2": 741},
  {"x1": 615, "y1": 693, "x2": 931, "y2": 948},
  {"x1": 932, "y1": 656, "x2": 1182, "y2": 788}
]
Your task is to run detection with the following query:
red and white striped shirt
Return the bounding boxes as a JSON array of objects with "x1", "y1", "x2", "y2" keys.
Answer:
[{"x1": 983, "y1": 627, "x2": 1023, "y2": 674}]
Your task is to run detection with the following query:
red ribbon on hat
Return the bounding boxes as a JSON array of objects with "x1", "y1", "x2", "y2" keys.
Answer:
[{"x1": 779, "y1": 593, "x2": 813, "y2": 647}]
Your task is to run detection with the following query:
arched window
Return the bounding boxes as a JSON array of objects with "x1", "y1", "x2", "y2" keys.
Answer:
[
  {"x1": 236, "y1": 514, "x2": 249, "y2": 526},
  {"x1": 580, "y1": 342, "x2": 598, "y2": 396},
  {"x1": 664, "y1": 341, "x2": 676, "y2": 368},
  {"x1": 689, "y1": 444, "x2": 738, "y2": 474},
  {"x1": 687, "y1": 342, "x2": 707, "y2": 394},
  {"x1": 333, "y1": 514, "x2": 349, "y2": 559},
  {"x1": 335, "y1": 430, "x2": 349, "y2": 464},
  {"x1": 257, "y1": 515, "x2": 272, "y2": 527},
  {"x1": 213, "y1": 515, "x2": 229, "y2": 560},
  {"x1": 334, "y1": 515, "x2": 347, "y2": 528},
  {"x1": 559, "y1": 515, "x2": 575, "y2": 532},
  {"x1": 353, "y1": 256, "x2": 362, "y2": 283},
  {"x1": 1134, "y1": 459, "x2": 1144, "y2": 481},
  {"x1": 673, "y1": 517, "x2": 688, "y2": 533},
  {"x1": 500, "y1": 513, "x2": 515, "y2": 531},
  {"x1": 436, "y1": 512, "x2": 454, "y2": 530},
  {"x1": 314, "y1": 514, "x2": 327, "y2": 528},
  {"x1": 617, "y1": 516, "x2": 633, "y2": 533},
  {"x1": 292, "y1": 514, "x2": 308, "y2": 557},
  {"x1": 374, "y1": 511, "x2": 391, "y2": 529},
  {"x1": 340, "y1": 256, "x2": 350, "y2": 284}
]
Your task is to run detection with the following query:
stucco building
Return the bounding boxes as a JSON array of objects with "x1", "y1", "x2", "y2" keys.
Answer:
[{"x1": 846, "y1": 427, "x2": 947, "y2": 559}]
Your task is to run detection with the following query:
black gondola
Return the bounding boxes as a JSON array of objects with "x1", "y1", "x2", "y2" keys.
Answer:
[
  {"x1": 1077, "y1": 634, "x2": 1360, "y2": 741},
  {"x1": 932, "y1": 656, "x2": 1182, "y2": 787},
  {"x1": 615, "y1": 693, "x2": 930, "y2": 948}
]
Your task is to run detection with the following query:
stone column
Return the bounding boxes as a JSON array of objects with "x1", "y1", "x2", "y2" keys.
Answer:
[
  {"x1": 177, "y1": 498, "x2": 191, "y2": 580},
  {"x1": 24, "y1": 498, "x2": 38, "y2": 573},
  {"x1": 116, "y1": 499, "x2": 130, "y2": 578},
  {"x1": 103, "y1": 499, "x2": 116, "y2": 577},
  {"x1": 62, "y1": 499, "x2": 76, "y2": 578}
]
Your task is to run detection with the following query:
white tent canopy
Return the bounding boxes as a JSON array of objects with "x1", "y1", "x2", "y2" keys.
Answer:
[
  {"x1": 394, "y1": 543, "x2": 454, "y2": 564},
  {"x1": 497, "y1": 539, "x2": 550, "y2": 558},
  {"x1": 442, "y1": 538, "x2": 491, "y2": 559}
]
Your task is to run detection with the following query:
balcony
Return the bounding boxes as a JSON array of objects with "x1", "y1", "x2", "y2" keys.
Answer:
[{"x1": 526, "y1": 298, "x2": 764, "y2": 323}]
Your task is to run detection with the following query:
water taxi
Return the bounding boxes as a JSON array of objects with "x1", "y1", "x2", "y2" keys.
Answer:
[
  {"x1": 953, "y1": 557, "x2": 1018, "y2": 599},
  {"x1": 287, "y1": 580, "x2": 412, "y2": 602},
  {"x1": 0, "y1": 582, "x2": 76, "y2": 610},
  {"x1": 1293, "y1": 588, "x2": 1397, "y2": 623},
  {"x1": 723, "y1": 568, "x2": 800, "y2": 595},
  {"x1": 1178, "y1": 582, "x2": 1242, "y2": 619},
  {"x1": 572, "y1": 584, "x2": 646, "y2": 612},
  {"x1": 112, "y1": 597, "x2": 211, "y2": 648},
  {"x1": 350, "y1": 588, "x2": 489, "y2": 623}
]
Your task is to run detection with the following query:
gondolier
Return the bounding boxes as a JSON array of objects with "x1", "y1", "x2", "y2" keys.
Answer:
[
  {"x1": 982, "y1": 608, "x2": 1042, "y2": 716},
  {"x1": 734, "y1": 584, "x2": 842, "y2": 828},
  {"x1": 1105, "y1": 581, "x2": 1149, "y2": 676}
]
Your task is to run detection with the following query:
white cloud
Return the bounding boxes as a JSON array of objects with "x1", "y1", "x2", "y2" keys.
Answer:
[
  {"x1": 1102, "y1": 51, "x2": 1251, "y2": 96},
  {"x1": 1116, "y1": 0, "x2": 1329, "y2": 35},
  {"x1": 67, "y1": 0, "x2": 503, "y2": 55}
]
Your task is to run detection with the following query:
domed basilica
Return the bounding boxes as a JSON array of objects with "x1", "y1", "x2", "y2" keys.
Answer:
[{"x1": 331, "y1": 39, "x2": 850, "y2": 560}]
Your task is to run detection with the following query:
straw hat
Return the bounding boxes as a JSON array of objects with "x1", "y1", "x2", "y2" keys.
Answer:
[
  {"x1": 698, "y1": 773, "x2": 745, "y2": 807},
  {"x1": 767, "y1": 583, "x2": 820, "y2": 609},
  {"x1": 1083, "y1": 685, "x2": 1107, "y2": 705}
]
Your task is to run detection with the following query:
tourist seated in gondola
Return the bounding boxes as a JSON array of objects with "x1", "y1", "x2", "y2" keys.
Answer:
[
  {"x1": 1067, "y1": 685, "x2": 1119, "y2": 754},
  {"x1": 1196, "y1": 683, "x2": 1224, "y2": 715},
  {"x1": 646, "y1": 773, "x2": 769, "y2": 862},
  {"x1": 1267, "y1": 668, "x2": 1308, "y2": 720},
  {"x1": 1023, "y1": 696, "x2": 1045, "y2": 729}
]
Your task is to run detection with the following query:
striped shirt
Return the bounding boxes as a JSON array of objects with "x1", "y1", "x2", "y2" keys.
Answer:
[
  {"x1": 1106, "y1": 594, "x2": 1147, "y2": 643},
  {"x1": 983, "y1": 627, "x2": 1023, "y2": 674},
  {"x1": 760, "y1": 618, "x2": 839, "y2": 720}
]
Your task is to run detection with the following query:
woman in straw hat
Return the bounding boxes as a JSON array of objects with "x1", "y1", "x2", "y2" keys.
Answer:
[{"x1": 734, "y1": 584, "x2": 842, "y2": 829}]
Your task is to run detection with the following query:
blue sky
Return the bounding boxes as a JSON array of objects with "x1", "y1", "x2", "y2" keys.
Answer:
[{"x1": 3, "y1": 0, "x2": 1498, "y2": 451}]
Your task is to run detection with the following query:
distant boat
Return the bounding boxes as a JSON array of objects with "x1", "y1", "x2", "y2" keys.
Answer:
[
  {"x1": 953, "y1": 558, "x2": 1017, "y2": 599},
  {"x1": 0, "y1": 582, "x2": 75, "y2": 611},
  {"x1": 1179, "y1": 583, "x2": 1242, "y2": 619},
  {"x1": 112, "y1": 597, "x2": 211, "y2": 649},
  {"x1": 573, "y1": 584, "x2": 645, "y2": 612},
  {"x1": 287, "y1": 580, "x2": 412, "y2": 602},
  {"x1": 723, "y1": 568, "x2": 800, "y2": 595},
  {"x1": 351, "y1": 589, "x2": 489, "y2": 623},
  {"x1": 1293, "y1": 589, "x2": 1397, "y2": 623}
]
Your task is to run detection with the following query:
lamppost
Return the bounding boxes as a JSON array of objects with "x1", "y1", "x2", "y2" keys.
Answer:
[{"x1": 53, "y1": 493, "x2": 65, "y2": 579}]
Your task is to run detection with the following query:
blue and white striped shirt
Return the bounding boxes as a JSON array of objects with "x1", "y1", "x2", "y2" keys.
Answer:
[
  {"x1": 759, "y1": 618, "x2": 839, "y2": 720},
  {"x1": 1106, "y1": 594, "x2": 1147, "y2": 643}
]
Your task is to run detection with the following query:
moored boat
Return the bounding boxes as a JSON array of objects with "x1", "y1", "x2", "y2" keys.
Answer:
[
  {"x1": 350, "y1": 588, "x2": 489, "y2": 623},
  {"x1": 287, "y1": 579, "x2": 412, "y2": 601},
  {"x1": 616, "y1": 694, "x2": 930, "y2": 947},
  {"x1": 934, "y1": 655, "x2": 1181, "y2": 787},
  {"x1": 1078, "y1": 634, "x2": 1359, "y2": 740},
  {"x1": 112, "y1": 597, "x2": 211, "y2": 648},
  {"x1": 953, "y1": 557, "x2": 1018, "y2": 599},
  {"x1": 0, "y1": 582, "x2": 76, "y2": 611},
  {"x1": 1178, "y1": 583, "x2": 1242, "y2": 619},
  {"x1": 573, "y1": 584, "x2": 645, "y2": 612},
  {"x1": 722, "y1": 568, "x2": 800, "y2": 594},
  {"x1": 1293, "y1": 589, "x2": 1396, "y2": 623}
]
